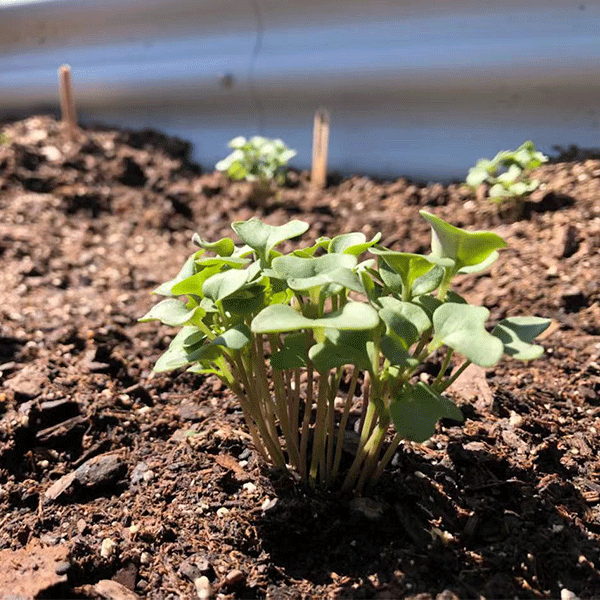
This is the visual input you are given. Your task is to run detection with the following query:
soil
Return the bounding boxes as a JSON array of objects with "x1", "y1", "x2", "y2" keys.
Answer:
[{"x1": 0, "y1": 115, "x2": 599, "y2": 600}]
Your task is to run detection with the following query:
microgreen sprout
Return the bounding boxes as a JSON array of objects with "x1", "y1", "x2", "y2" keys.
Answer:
[
  {"x1": 140, "y1": 213, "x2": 550, "y2": 493},
  {"x1": 216, "y1": 136, "x2": 297, "y2": 186},
  {"x1": 466, "y1": 141, "x2": 548, "y2": 201}
]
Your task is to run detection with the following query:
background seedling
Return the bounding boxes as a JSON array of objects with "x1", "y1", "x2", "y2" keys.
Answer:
[
  {"x1": 216, "y1": 136, "x2": 296, "y2": 186},
  {"x1": 466, "y1": 141, "x2": 548, "y2": 201}
]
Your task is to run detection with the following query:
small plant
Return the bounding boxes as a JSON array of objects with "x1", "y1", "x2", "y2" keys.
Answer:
[
  {"x1": 0, "y1": 132, "x2": 8, "y2": 145},
  {"x1": 216, "y1": 136, "x2": 296, "y2": 186},
  {"x1": 466, "y1": 141, "x2": 548, "y2": 201},
  {"x1": 140, "y1": 213, "x2": 550, "y2": 493}
]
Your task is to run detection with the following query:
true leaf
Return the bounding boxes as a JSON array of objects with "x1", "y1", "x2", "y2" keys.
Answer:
[{"x1": 420, "y1": 211, "x2": 507, "y2": 272}]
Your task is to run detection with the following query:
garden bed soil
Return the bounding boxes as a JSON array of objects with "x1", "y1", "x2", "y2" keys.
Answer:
[{"x1": 0, "y1": 116, "x2": 599, "y2": 599}]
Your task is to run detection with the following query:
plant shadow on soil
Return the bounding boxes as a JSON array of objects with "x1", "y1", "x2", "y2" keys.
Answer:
[{"x1": 253, "y1": 449, "x2": 598, "y2": 598}]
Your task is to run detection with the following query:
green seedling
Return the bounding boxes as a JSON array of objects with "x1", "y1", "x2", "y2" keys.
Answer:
[
  {"x1": 140, "y1": 213, "x2": 550, "y2": 493},
  {"x1": 466, "y1": 141, "x2": 548, "y2": 201},
  {"x1": 216, "y1": 136, "x2": 297, "y2": 186}
]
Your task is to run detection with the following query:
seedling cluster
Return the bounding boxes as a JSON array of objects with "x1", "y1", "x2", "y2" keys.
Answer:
[
  {"x1": 466, "y1": 141, "x2": 548, "y2": 201},
  {"x1": 141, "y1": 212, "x2": 549, "y2": 493},
  {"x1": 216, "y1": 136, "x2": 296, "y2": 185}
]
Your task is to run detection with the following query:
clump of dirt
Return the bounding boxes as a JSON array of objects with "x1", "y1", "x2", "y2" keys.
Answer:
[{"x1": 0, "y1": 116, "x2": 599, "y2": 599}]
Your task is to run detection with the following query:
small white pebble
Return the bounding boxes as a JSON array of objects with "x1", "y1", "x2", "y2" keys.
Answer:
[
  {"x1": 561, "y1": 589, "x2": 580, "y2": 600},
  {"x1": 242, "y1": 482, "x2": 257, "y2": 493},
  {"x1": 140, "y1": 551, "x2": 152, "y2": 565},
  {"x1": 195, "y1": 575, "x2": 212, "y2": 600},
  {"x1": 509, "y1": 412, "x2": 524, "y2": 428},
  {"x1": 261, "y1": 498, "x2": 272, "y2": 511},
  {"x1": 552, "y1": 524, "x2": 564, "y2": 533},
  {"x1": 137, "y1": 406, "x2": 152, "y2": 416},
  {"x1": 128, "y1": 524, "x2": 139, "y2": 535},
  {"x1": 39, "y1": 460, "x2": 50, "y2": 469},
  {"x1": 100, "y1": 538, "x2": 117, "y2": 559},
  {"x1": 216, "y1": 507, "x2": 230, "y2": 517},
  {"x1": 238, "y1": 460, "x2": 248, "y2": 468},
  {"x1": 142, "y1": 470, "x2": 155, "y2": 482}
]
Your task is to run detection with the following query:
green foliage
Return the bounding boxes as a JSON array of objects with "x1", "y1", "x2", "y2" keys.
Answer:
[
  {"x1": 466, "y1": 141, "x2": 548, "y2": 201},
  {"x1": 216, "y1": 136, "x2": 297, "y2": 185},
  {"x1": 140, "y1": 213, "x2": 550, "y2": 493},
  {"x1": 0, "y1": 132, "x2": 8, "y2": 146}
]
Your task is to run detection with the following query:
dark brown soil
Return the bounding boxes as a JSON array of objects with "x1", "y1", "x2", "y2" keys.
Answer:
[{"x1": 1, "y1": 116, "x2": 599, "y2": 600}]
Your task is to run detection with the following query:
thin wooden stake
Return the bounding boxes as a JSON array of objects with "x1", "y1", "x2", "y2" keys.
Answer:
[
  {"x1": 58, "y1": 64, "x2": 78, "y2": 135},
  {"x1": 311, "y1": 108, "x2": 329, "y2": 188}
]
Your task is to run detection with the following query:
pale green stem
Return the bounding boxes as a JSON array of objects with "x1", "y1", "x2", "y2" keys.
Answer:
[
  {"x1": 299, "y1": 363, "x2": 313, "y2": 479},
  {"x1": 331, "y1": 367, "x2": 359, "y2": 484},
  {"x1": 355, "y1": 415, "x2": 390, "y2": 494},
  {"x1": 436, "y1": 359, "x2": 471, "y2": 393},
  {"x1": 309, "y1": 373, "x2": 330, "y2": 486},
  {"x1": 432, "y1": 349, "x2": 454, "y2": 388},
  {"x1": 325, "y1": 368, "x2": 343, "y2": 485},
  {"x1": 369, "y1": 432, "x2": 403, "y2": 490}
]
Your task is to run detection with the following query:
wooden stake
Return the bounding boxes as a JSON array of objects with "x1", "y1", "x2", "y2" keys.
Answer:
[
  {"x1": 58, "y1": 64, "x2": 78, "y2": 134},
  {"x1": 311, "y1": 108, "x2": 329, "y2": 188}
]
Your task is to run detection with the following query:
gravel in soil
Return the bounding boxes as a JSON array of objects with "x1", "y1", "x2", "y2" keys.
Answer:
[{"x1": 0, "y1": 116, "x2": 599, "y2": 599}]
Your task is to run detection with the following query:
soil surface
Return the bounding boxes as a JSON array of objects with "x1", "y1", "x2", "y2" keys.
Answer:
[{"x1": 0, "y1": 116, "x2": 599, "y2": 600}]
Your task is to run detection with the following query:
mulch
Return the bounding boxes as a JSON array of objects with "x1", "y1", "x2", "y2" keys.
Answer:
[{"x1": 0, "y1": 116, "x2": 599, "y2": 599}]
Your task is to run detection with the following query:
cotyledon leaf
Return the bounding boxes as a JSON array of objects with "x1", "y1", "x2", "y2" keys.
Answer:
[
  {"x1": 251, "y1": 302, "x2": 380, "y2": 334},
  {"x1": 492, "y1": 316, "x2": 550, "y2": 360},
  {"x1": 138, "y1": 298, "x2": 206, "y2": 327},
  {"x1": 202, "y1": 269, "x2": 249, "y2": 302},
  {"x1": 432, "y1": 302, "x2": 503, "y2": 367},
  {"x1": 232, "y1": 219, "x2": 309, "y2": 261},
  {"x1": 390, "y1": 382, "x2": 463, "y2": 443}
]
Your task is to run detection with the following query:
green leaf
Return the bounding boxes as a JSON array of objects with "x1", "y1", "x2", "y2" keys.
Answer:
[
  {"x1": 457, "y1": 251, "x2": 499, "y2": 274},
  {"x1": 192, "y1": 234, "x2": 235, "y2": 257},
  {"x1": 195, "y1": 256, "x2": 250, "y2": 268},
  {"x1": 272, "y1": 254, "x2": 361, "y2": 292},
  {"x1": 251, "y1": 302, "x2": 380, "y2": 334},
  {"x1": 170, "y1": 266, "x2": 222, "y2": 297},
  {"x1": 492, "y1": 316, "x2": 550, "y2": 360},
  {"x1": 390, "y1": 383, "x2": 463, "y2": 443},
  {"x1": 420, "y1": 211, "x2": 507, "y2": 272},
  {"x1": 192, "y1": 324, "x2": 251, "y2": 360},
  {"x1": 270, "y1": 332, "x2": 309, "y2": 370},
  {"x1": 202, "y1": 269, "x2": 249, "y2": 302},
  {"x1": 378, "y1": 298, "x2": 431, "y2": 341},
  {"x1": 371, "y1": 249, "x2": 436, "y2": 297},
  {"x1": 328, "y1": 232, "x2": 382, "y2": 255},
  {"x1": 378, "y1": 299, "x2": 430, "y2": 367},
  {"x1": 232, "y1": 219, "x2": 309, "y2": 261},
  {"x1": 308, "y1": 330, "x2": 373, "y2": 373},
  {"x1": 153, "y1": 253, "x2": 200, "y2": 296},
  {"x1": 139, "y1": 299, "x2": 205, "y2": 326},
  {"x1": 221, "y1": 286, "x2": 266, "y2": 315},
  {"x1": 432, "y1": 303, "x2": 503, "y2": 367},
  {"x1": 153, "y1": 326, "x2": 206, "y2": 372},
  {"x1": 411, "y1": 264, "x2": 445, "y2": 296}
]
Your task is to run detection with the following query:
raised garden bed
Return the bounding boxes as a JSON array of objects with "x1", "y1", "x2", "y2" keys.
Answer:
[{"x1": 0, "y1": 116, "x2": 599, "y2": 599}]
